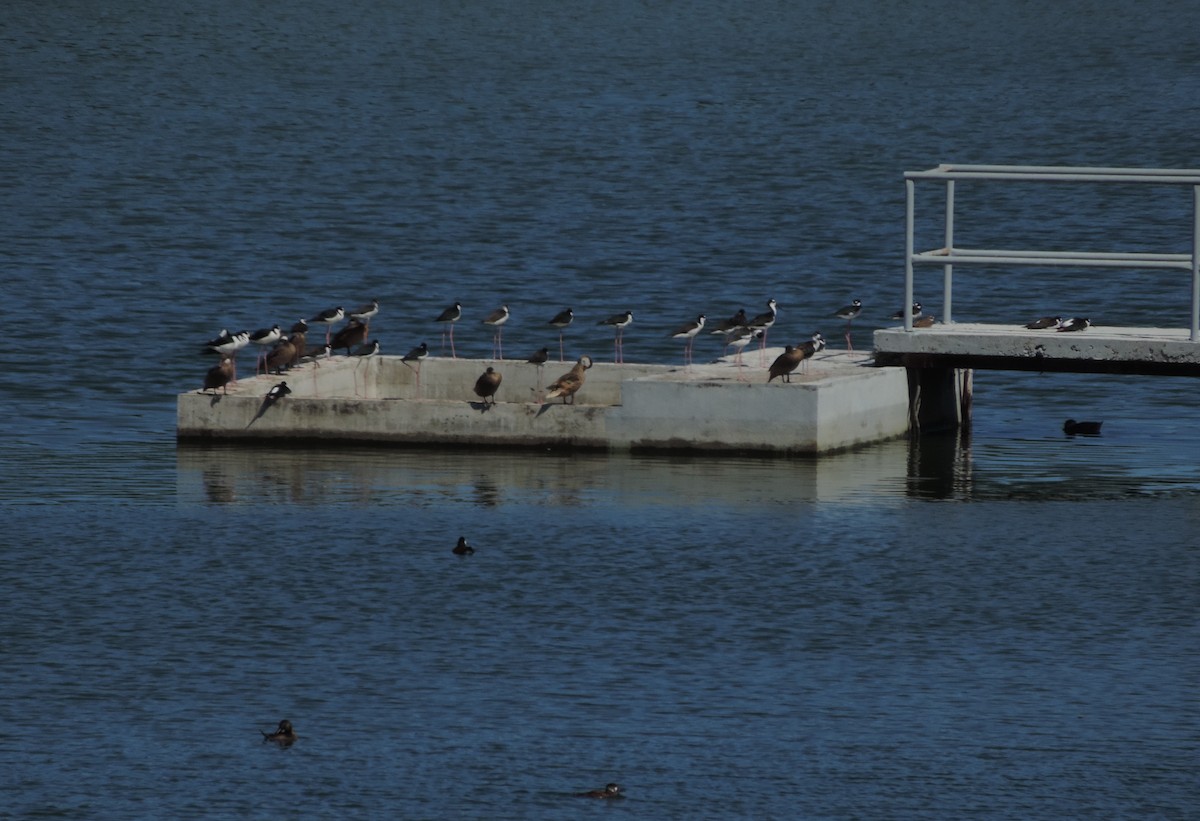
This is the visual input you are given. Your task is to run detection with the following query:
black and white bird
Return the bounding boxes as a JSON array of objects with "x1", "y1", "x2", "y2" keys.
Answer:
[
  {"x1": 669, "y1": 314, "x2": 706, "y2": 367},
  {"x1": 265, "y1": 381, "x2": 292, "y2": 400},
  {"x1": 452, "y1": 536, "x2": 476, "y2": 555},
  {"x1": 598, "y1": 310, "x2": 633, "y2": 364},
  {"x1": 890, "y1": 302, "x2": 922, "y2": 321},
  {"x1": 349, "y1": 299, "x2": 379, "y2": 334},
  {"x1": 1057, "y1": 317, "x2": 1091, "y2": 332},
  {"x1": 402, "y1": 342, "x2": 429, "y2": 396},
  {"x1": 1024, "y1": 315, "x2": 1062, "y2": 330},
  {"x1": 709, "y1": 308, "x2": 748, "y2": 336},
  {"x1": 726, "y1": 327, "x2": 763, "y2": 381},
  {"x1": 436, "y1": 302, "x2": 462, "y2": 358},
  {"x1": 482, "y1": 305, "x2": 510, "y2": 360},
  {"x1": 548, "y1": 308, "x2": 574, "y2": 362},
  {"x1": 832, "y1": 299, "x2": 863, "y2": 350},
  {"x1": 747, "y1": 299, "x2": 778, "y2": 363},
  {"x1": 248, "y1": 325, "x2": 282, "y2": 375},
  {"x1": 203, "y1": 330, "x2": 250, "y2": 383},
  {"x1": 309, "y1": 306, "x2": 345, "y2": 343}
]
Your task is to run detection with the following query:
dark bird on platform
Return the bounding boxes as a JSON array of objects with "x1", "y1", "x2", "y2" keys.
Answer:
[
  {"x1": 545, "y1": 355, "x2": 593, "y2": 404},
  {"x1": 350, "y1": 339, "x2": 380, "y2": 359},
  {"x1": 527, "y1": 347, "x2": 550, "y2": 366},
  {"x1": 548, "y1": 307, "x2": 573, "y2": 362},
  {"x1": 1063, "y1": 419, "x2": 1103, "y2": 435},
  {"x1": 452, "y1": 536, "x2": 475, "y2": 555},
  {"x1": 309, "y1": 306, "x2": 345, "y2": 342},
  {"x1": 474, "y1": 366, "x2": 502, "y2": 404},
  {"x1": 1024, "y1": 315, "x2": 1062, "y2": 330},
  {"x1": 402, "y1": 342, "x2": 429, "y2": 396},
  {"x1": 577, "y1": 783, "x2": 622, "y2": 799},
  {"x1": 261, "y1": 719, "x2": 297, "y2": 746},
  {"x1": 330, "y1": 319, "x2": 368, "y2": 355},
  {"x1": 482, "y1": 304, "x2": 510, "y2": 359},
  {"x1": 913, "y1": 314, "x2": 937, "y2": 328},
  {"x1": 265, "y1": 338, "x2": 298, "y2": 374},
  {"x1": 290, "y1": 318, "x2": 309, "y2": 335},
  {"x1": 768, "y1": 332, "x2": 825, "y2": 382},
  {"x1": 1057, "y1": 317, "x2": 1091, "y2": 332},
  {"x1": 203, "y1": 357, "x2": 235, "y2": 394},
  {"x1": 265, "y1": 381, "x2": 291, "y2": 400},
  {"x1": 669, "y1": 314, "x2": 706, "y2": 366},
  {"x1": 833, "y1": 298, "x2": 862, "y2": 351},
  {"x1": 298, "y1": 341, "x2": 331, "y2": 365},
  {"x1": 436, "y1": 301, "x2": 462, "y2": 359},
  {"x1": 598, "y1": 310, "x2": 633, "y2": 364}
]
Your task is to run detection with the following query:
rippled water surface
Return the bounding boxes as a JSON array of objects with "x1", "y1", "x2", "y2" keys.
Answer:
[{"x1": 3, "y1": 1, "x2": 1199, "y2": 818}]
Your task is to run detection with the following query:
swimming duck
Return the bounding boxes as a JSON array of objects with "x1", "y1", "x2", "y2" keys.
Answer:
[
  {"x1": 452, "y1": 536, "x2": 475, "y2": 555},
  {"x1": 1063, "y1": 419, "x2": 1103, "y2": 435},
  {"x1": 577, "y1": 783, "x2": 622, "y2": 799},
  {"x1": 262, "y1": 719, "x2": 297, "y2": 745}
]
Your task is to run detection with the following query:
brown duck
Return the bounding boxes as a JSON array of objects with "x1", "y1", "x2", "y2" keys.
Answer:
[
  {"x1": 474, "y1": 366, "x2": 502, "y2": 404},
  {"x1": 203, "y1": 357, "x2": 235, "y2": 394},
  {"x1": 545, "y1": 355, "x2": 593, "y2": 404}
]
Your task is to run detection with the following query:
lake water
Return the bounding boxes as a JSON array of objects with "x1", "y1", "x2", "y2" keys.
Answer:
[{"x1": 2, "y1": 1, "x2": 1198, "y2": 817}]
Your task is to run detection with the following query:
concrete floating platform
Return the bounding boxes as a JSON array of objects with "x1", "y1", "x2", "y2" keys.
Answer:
[
  {"x1": 874, "y1": 323, "x2": 1200, "y2": 376},
  {"x1": 177, "y1": 349, "x2": 910, "y2": 455}
]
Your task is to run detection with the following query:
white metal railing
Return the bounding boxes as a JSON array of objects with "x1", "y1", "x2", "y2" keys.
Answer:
[{"x1": 903, "y1": 164, "x2": 1200, "y2": 341}]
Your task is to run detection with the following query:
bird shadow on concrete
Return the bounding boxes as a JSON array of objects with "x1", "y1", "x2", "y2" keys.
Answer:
[
  {"x1": 245, "y1": 396, "x2": 283, "y2": 428},
  {"x1": 469, "y1": 400, "x2": 496, "y2": 414}
]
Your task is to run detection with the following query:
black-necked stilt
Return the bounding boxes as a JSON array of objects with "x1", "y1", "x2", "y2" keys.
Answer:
[
  {"x1": 265, "y1": 381, "x2": 291, "y2": 400},
  {"x1": 890, "y1": 302, "x2": 922, "y2": 321},
  {"x1": 474, "y1": 366, "x2": 502, "y2": 405},
  {"x1": 709, "y1": 308, "x2": 748, "y2": 336},
  {"x1": 349, "y1": 299, "x2": 379, "y2": 334},
  {"x1": 527, "y1": 346, "x2": 550, "y2": 401},
  {"x1": 598, "y1": 311, "x2": 633, "y2": 364},
  {"x1": 1057, "y1": 317, "x2": 1090, "y2": 332},
  {"x1": 248, "y1": 325, "x2": 282, "y2": 375},
  {"x1": 1063, "y1": 418, "x2": 1103, "y2": 435},
  {"x1": 309, "y1": 306, "x2": 344, "y2": 343},
  {"x1": 401, "y1": 342, "x2": 429, "y2": 397},
  {"x1": 670, "y1": 314, "x2": 706, "y2": 367},
  {"x1": 290, "y1": 318, "x2": 309, "y2": 335},
  {"x1": 798, "y1": 331, "x2": 825, "y2": 374},
  {"x1": 482, "y1": 305, "x2": 510, "y2": 360},
  {"x1": 1024, "y1": 315, "x2": 1062, "y2": 330},
  {"x1": 452, "y1": 536, "x2": 475, "y2": 555},
  {"x1": 330, "y1": 319, "x2": 368, "y2": 356},
  {"x1": 204, "y1": 330, "x2": 250, "y2": 383},
  {"x1": 350, "y1": 340, "x2": 380, "y2": 397},
  {"x1": 748, "y1": 299, "x2": 778, "y2": 364},
  {"x1": 261, "y1": 719, "x2": 297, "y2": 746},
  {"x1": 577, "y1": 784, "x2": 622, "y2": 800},
  {"x1": 548, "y1": 307, "x2": 573, "y2": 362},
  {"x1": 202, "y1": 357, "x2": 235, "y2": 395},
  {"x1": 436, "y1": 302, "x2": 462, "y2": 359},
  {"x1": 832, "y1": 299, "x2": 862, "y2": 350},
  {"x1": 545, "y1": 355, "x2": 593, "y2": 404},
  {"x1": 725, "y1": 327, "x2": 762, "y2": 381},
  {"x1": 298, "y1": 341, "x2": 331, "y2": 364}
]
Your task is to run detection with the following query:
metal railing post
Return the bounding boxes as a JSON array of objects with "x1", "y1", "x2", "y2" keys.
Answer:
[
  {"x1": 944, "y1": 180, "x2": 954, "y2": 324},
  {"x1": 905, "y1": 179, "x2": 915, "y2": 331},
  {"x1": 1193, "y1": 185, "x2": 1200, "y2": 341}
]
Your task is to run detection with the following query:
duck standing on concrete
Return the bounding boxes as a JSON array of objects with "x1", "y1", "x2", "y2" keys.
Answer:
[
  {"x1": 330, "y1": 319, "x2": 368, "y2": 356},
  {"x1": 436, "y1": 302, "x2": 462, "y2": 359},
  {"x1": 545, "y1": 355, "x2": 593, "y2": 404},
  {"x1": 914, "y1": 314, "x2": 937, "y2": 328},
  {"x1": 767, "y1": 331, "x2": 825, "y2": 383},
  {"x1": 203, "y1": 357, "x2": 235, "y2": 395},
  {"x1": 474, "y1": 366, "x2": 502, "y2": 405},
  {"x1": 264, "y1": 337, "x2": 298, "y2": 375}
]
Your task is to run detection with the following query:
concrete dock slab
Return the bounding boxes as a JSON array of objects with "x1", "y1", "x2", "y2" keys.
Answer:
[
  {"x1": 178, "y1": 348, "x2": 911, "y2": 454},
  {"x1": 874, "y1": 323, "x2": 1200, "y2": 376}
]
